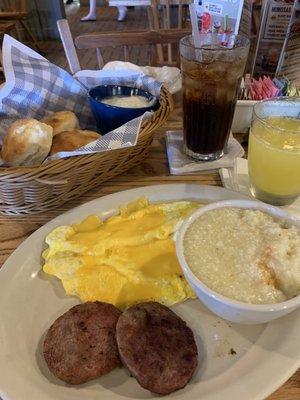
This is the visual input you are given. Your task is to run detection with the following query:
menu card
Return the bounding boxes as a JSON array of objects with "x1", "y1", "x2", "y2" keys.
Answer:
[
  {"x1": 276, "y1": 0, "x2": 300, "y2": 84},
  {"x1": 193, "y1": 0, "x2": 245, "y2": 34},
  {"x1": 252, "y1": 0, "x2": 295, "y2": 76}
]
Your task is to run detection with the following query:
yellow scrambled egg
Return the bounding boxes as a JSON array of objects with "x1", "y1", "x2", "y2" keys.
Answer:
[{"x1": 42, "y1": 197, "x2": 200, "y2": 309}]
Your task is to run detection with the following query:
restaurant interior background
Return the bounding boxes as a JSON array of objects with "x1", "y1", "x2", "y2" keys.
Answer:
[
  {"x1": 0, "y1": 0, "x2": 267, "y2": 75},
  {"x1": 0, "y1": 0, "x2": 153, "y2": 74}
]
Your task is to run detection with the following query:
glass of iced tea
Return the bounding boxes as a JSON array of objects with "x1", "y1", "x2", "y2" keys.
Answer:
[
  {"x1": 248, "y1": 98, "x2": 300, "y2": 206},
  {"x1": 180, "y1": 34, "x2": 249, "y2": 161}
]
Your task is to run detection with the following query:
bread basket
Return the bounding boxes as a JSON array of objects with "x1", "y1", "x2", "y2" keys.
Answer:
[{"x1": 0, "y1": 87, "x2": 173, "y2": 215}]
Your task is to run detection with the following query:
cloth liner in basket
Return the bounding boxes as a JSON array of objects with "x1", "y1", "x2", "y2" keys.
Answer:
[{"x1": 0, "y1": 35, "x2": 173, "y2": 215}]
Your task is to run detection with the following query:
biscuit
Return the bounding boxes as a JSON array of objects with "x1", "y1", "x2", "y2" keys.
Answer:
[
  {"x1": 1, "y1": 118, "x2": 53, "y2": 167},
  {"x1": 41, "y1": 111, "x2": 79, "y2": 136},
  {"x1": 50, "y1": 129, "x2": 100, "y2": 155}
]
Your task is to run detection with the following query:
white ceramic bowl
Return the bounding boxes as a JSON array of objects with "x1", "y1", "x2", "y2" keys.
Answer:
[
  {"x1": 232, "y1": 100, "x2": 257, "y2": 133},
  {"x1": 176, "y1": 199, "x2": 300, "y2": 324}
]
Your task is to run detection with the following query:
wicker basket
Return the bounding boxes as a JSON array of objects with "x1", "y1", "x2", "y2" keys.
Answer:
[{"x1": 0, "y1": 87, "x2": 173, "y2": 215}]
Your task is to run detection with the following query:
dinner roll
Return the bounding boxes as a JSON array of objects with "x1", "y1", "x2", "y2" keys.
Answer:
[
  {"x1": 1, "y1": 119, "x2": 53, "y2": 167},
  {"x1": 41, "y1": 111, "x2": 79, "y2": 136},
  {"x1": 50, "y1": 129, "x2": 101, "y2": 155}
]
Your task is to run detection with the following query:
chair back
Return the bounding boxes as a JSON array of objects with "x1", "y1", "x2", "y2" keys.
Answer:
[
  {"x1": 57, "y1": 19, "x2": 190, "y2": 74},
  {"x1": 0, "y1": 0, "x2": 27, "y2": 12},
  {"x1": 149, "y1": 0, "x2": 191, "y2": 30},
  {"x1": 148, "y1": 0, "x2": 191, "y2": 65}
]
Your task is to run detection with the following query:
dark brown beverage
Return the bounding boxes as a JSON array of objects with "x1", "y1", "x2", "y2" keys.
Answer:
[
  {"x1": 182, "y1": 94, "x2": 237, "y2": 155},
  {"x1": 180, "y1": 35, "x2": 249, "y2": 160}
]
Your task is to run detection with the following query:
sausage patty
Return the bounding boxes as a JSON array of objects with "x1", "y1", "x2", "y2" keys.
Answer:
[
  {"x1": 43, "y1": 301, "x2": 121, "y2": 384},
  {"x1": 116, "y1": 301, "x2": 198, "y2": 395}
]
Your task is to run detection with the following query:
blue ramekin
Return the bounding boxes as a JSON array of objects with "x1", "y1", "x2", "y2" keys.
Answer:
[{"x1": 89, "y1": 85, "x2": 159, "y2": 134}]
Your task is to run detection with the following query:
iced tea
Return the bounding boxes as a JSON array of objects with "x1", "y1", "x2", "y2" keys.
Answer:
[{"x1": 180, "y1": 35, "x2": 249, "y2": 160}]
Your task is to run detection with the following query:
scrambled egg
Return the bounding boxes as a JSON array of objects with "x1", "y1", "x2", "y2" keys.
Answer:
[{"x1": 42, "y1": 197, "x2": 200, "y2": 309}]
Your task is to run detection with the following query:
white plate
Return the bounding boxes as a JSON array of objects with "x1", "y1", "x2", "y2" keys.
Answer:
[{"x1": 0, "y1": 184, "x2": 299, "y2": 400}]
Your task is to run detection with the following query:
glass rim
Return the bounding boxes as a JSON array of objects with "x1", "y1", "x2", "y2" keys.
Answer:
[
  {"x1": 180, "y1": 33, "x2": 250, "y2": 51},
  {"x1": 253, "y1": 96, "x2": 300, "y2": 134}
]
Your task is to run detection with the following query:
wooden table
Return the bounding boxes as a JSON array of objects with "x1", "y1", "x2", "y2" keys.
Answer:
[{"x1": 0, "y1": 104, "x2": 299, "y2": 400}]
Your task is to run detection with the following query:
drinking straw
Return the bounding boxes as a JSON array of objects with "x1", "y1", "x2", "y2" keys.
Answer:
[
  {"x1": 189, "y1": 4, "x2": 201, "y2": 48},
  {"x1": 224, "y1": 15, "x2": 228, "y2": 32}
]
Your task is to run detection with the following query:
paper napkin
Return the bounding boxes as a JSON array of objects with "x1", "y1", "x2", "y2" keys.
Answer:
[{"x1": 166, "y1": 130, "x2": 244, "y2": 175}]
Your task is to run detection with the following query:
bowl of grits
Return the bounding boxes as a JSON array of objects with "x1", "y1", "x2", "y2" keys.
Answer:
[
  {"x1": 175, "y1": 200, "x2": 300, "y2": 324},
  {"x1": 89, "y1": 85, "x2": 158, "y2": 134}
]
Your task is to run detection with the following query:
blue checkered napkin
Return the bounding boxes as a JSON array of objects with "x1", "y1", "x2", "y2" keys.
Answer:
[
  {"x1": 0, "y1": 35, "x2": 96, "y2": 141},
  {"x1": 74, "y1": 69, "x2": 162, "y2": 97},
  {"x1": 0, "y1": 35, "x2": 161, "y2": 159}
]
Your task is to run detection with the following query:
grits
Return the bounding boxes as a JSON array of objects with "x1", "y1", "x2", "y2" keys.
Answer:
[{"x1": 183, "y1": 208, "x2": 300, "y2": 304}]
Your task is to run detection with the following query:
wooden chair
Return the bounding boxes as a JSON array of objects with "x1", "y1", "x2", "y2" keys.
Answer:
[
  {"x1": 57, "y1": 19, "x2": 190, "y2": 74},
  {"x1": 147, "y1": 0, "x2": 191, "y2": 66},
  {"x1": 0, "y1": 0, "x2": 41, "y2": 51},
  {"x1": 148, "y1": 0, "x2": 191, "y2": 30}
]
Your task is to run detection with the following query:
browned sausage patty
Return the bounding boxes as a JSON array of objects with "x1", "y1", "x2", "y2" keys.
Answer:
[
  {"x1": 43, "y1": 301, "x2": 121, "y2": 384},
  {"x1": 116, "y1": 301, "x2": 198, "y2": 395}
]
